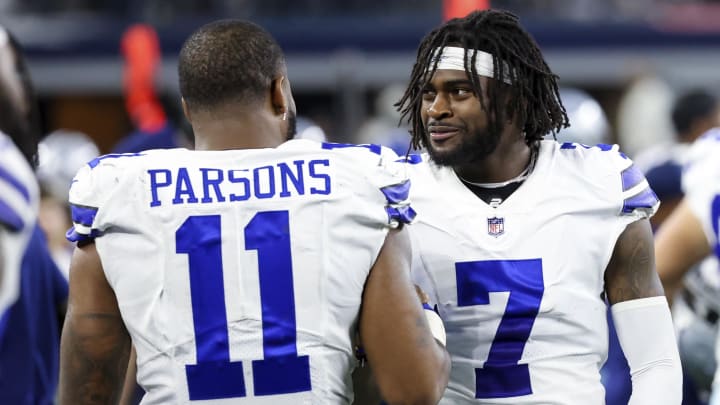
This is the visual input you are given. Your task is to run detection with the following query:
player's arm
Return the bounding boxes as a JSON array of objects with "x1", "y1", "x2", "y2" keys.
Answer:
[
  {"x1": 604, "y1": 218, "x2": 682, "y2": 405},
  {"x1": 59, "y1": 242, "x2": 131, "y2": 405},
  {"x1": 359, "y1": 226, "x2": 450, "y2": 405},
  {"x1": 654, "y1": 198, "x2": 712, "y2": 305}
]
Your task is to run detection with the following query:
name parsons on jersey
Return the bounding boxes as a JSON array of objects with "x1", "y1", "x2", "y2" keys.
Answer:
[{"x1": 147, "y1": 159, "x2": 331, "y2": 207}]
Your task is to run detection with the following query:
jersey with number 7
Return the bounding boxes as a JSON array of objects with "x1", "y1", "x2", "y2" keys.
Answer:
[{"x1": 407, "y1": 140, "x2": 658, "y2": 404}]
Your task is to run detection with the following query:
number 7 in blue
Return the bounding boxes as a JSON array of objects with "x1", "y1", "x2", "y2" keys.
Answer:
[{"x1": 455, "y1": 259, "x2": 544, "y2": 399}]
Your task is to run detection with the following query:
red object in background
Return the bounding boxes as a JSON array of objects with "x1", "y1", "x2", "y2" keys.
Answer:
[
  {"x1": 121, "y1": 24, "x2": 167, "y2": 134},
  {"x1": 443, "y1": 0, "x2": 490, "y2": 21}
]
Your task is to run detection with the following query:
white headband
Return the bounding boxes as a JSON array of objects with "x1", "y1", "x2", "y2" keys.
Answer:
[{"x1": 431, "y1": 46, "x2": 511, "y2": 83}]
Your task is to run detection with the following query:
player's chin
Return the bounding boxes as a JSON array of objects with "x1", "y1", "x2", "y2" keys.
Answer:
[{"x1": 426, "y1": 144, "x2": 464, "y2": 167}]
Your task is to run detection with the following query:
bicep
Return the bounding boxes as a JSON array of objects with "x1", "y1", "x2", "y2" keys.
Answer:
[
  {"x1": 604, "y1": 218, "x2": 664, "y2": 305},
  {"x1": 654, "y1": 198, "x2": 712, "y2": 285},
  {"x1": 59, "y1": 242, "x2": 130, "y2": 404}
]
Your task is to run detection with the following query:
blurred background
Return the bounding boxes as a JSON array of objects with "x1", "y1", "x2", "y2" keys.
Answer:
[
  {"x1": 5, "y1": 1, "x2": 720, "y2": 404},
  {"x1": 3, "y1": 0, "x2": 720, "y2": 154}
]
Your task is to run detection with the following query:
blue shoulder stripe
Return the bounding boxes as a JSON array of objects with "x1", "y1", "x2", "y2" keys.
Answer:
[
  {"x1": 87, "y1": 152, "x2": 144, "y2": 169},
  {"x1": 321, "y1": 142, "x2": 382, "y2": 155},
  {"x1": 395, "y1": 154, "x2": 423, "y2": 164},
  {"x1": 380, "y1": 180, "x2": 411, "y2": 204},
  {"x1": 620, "y1": 164, "x2": 645, "y2": 192},
  {"x1": 0, "y1": 198, "x2": 23, "y2": 231},
  {"x1": 70, "y1": 204, "x2": 99, "y2": 227},
  {"x1": 0, "y1": 165, "x2": 30, "y2": 203},
  {"x1": 385, "y1": 205, "x2": 417, "y2": 224},
  {"x1": 622, "y1": 187, "x2": 659, "y2": 214}
]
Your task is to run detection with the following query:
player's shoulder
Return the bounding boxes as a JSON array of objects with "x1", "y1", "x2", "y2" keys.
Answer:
[
  {"x1": 683, "y1": 127, "x2": 720, "y2": 193},
  {"x1": 686, "y1": 127, "x2": 720, "y2": 168},
  {"x1": 550, "y1": 140, "x2": 633, "y2": 172},
  {"x1": 0, "y1": 132, "x2": 39, "y2": 232},
  {"x1": 547, "y1": 140, "x2": 657, "y2": 215},
  {"x1": 314, "y1": 140, "x2": 399, "y2": 163}
]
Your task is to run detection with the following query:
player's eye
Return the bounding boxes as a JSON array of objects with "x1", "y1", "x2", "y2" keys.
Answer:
[
  {"x1": 421, "y1": 88, "x2": 436, "y2": 101},
  {"x1": 453, "y1": 88, "x2": 472, "y2": 96}
]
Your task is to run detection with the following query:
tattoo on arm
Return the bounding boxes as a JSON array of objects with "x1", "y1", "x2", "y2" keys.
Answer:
[
  {"x1": 61, "y1": 312, "x2": 131, "y2": 404},
  {"x1": 605, "y1": 219, "x2": 664, "y2": 304}
]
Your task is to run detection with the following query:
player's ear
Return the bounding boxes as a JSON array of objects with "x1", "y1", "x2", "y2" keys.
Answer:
[
  {"x1": 181, "y1": 97, "x2": 192, "y2": 124},
  {"x1": 270, "y1": 75, "x2": 288, "y2": 118}
]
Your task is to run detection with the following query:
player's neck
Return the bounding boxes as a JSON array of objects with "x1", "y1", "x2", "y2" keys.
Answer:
[
  {"x1": 454, "y1": 139, "x2": 536, "y2": 184},
  {"x1": 191, "y1": 109, "x2": 285, "y2": 151}
]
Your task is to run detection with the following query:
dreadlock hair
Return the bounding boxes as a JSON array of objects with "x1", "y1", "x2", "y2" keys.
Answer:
[
  {"x1": 179, "y1": 19, "x2": 286, "y2": 113},
  {"x1": 396, "y1": 9, "x2": 569, "y2": 150}
]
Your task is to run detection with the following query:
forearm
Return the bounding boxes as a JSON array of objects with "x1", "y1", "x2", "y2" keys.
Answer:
[
  {"x1": 366, "y1": 312, "x2": 449, "y2": 405},
  {"x1": 59, "y1": 309, "x2": 131, "y2": 405},
  {"x1": 612, "y1": 297, "x2": 682, "y2": 405}
]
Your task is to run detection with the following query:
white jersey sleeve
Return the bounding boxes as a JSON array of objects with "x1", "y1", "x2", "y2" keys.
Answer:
[
  {"x1": 66, "y1": 140, "x2": 414, "y2": 404},
  {"x1": 0, "y1": 132, "x2": 39, "y2": 317},
  {"x1": 683, "y1": 128, "x2": 720, "y2": 255}
]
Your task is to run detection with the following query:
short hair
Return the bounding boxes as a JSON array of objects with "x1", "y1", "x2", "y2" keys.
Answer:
[
  {"x1": 396, "y1": 9, "x2": 569, "y2": 149},
  {"x1": 0, "y1": 26, "x2": 42, "y2": 167},
  {"x1": 671, "y1": 89, "x2": 718, "y2": 136},
  {"x1": 178, "y1": 19, "x2": 285, "y2": 112}
]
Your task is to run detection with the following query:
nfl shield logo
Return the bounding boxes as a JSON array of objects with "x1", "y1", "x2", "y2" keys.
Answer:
[{"x1": 487, "y1": 217, "x2": 504, "y2": 237}]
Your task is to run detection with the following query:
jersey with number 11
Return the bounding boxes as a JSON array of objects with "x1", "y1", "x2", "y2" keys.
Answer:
[
  {"x1": 66, "y1": 140, "x2": 411, "y2": 404},
  {"x1": 406, "y1": 140, "x2": 658, "y2": 404}
]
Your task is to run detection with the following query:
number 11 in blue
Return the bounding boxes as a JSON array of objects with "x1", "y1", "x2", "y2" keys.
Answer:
[{"x1": 176, "y1": 212, "x2": 311, "y2": 400}]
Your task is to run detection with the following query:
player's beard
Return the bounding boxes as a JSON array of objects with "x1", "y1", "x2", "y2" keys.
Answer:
[
  {"x1": 286, "y1": 111, "x2": 297, "y2": 141},
  {"x1": 425, "y1": 126, "x2": 502, "y2": 167}
]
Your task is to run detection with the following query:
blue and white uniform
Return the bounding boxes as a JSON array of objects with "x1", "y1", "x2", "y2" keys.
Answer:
[
  {"x1": 407, "y1": 140, "x2": 658, "y2": 404},
  {"x1": 66, "y1": 140, "x2": 413, "y2": 404},
  {"x1": 681, "y1": 128, "x2": 720, "y2": 405},
  {"x1": 0, "y1": 131, "x2": 67, "y2": 404},
  {"x1": 0, "y1": 131, "x2": 39, "y2": 324}
]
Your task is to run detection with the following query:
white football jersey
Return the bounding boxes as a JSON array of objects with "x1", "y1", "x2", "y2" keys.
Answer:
[
  {"x1": 683, "y1": 128, "x2": 720, "y2": 261},
  {"x1": 67, "y1": 140, "x2": 412, "y2": 404},
  {"x1": 0, "y1": 131, "x2": 39, "y2": 318},
  {"x1": 406, "y1": 140, "x2": 658, "y2": 405}
]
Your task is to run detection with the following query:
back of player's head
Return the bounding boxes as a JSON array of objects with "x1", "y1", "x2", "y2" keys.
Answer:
[
  {"x1": 397, "y1": 9, "x2": 568, "y2": 149},
  {"x1": 671, "y1": 89, "x2": 718, "y2": 138},
  {"x1": 178, "y1": 19, "x2": 286, "y2": 113},
  {"x1": 0, "y1": 25, "x2": 42, "y2": 167}
]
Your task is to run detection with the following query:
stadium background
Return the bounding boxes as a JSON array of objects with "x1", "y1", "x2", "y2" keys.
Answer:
[
  {"x1": 2, "y1": 0, "x2": 719, "y2": 404},
  {"x1": 2, "y1": 0, "x2": 720, "y2": 153}
]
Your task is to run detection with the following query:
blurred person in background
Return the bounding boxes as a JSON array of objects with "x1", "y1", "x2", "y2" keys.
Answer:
[
  {"x1": 112, "y1": 23, "x2": 193, "y2": 154},
  {"x1": 551, "y1": 87, "x2": 611, "y2": 146},
  {"x1": 355, "y1": 83, "x2": 414, "y2": 155},
  {"x1": 396, "y1": 8, "x2": 682, "y2": 404},
  {"x1": 0, "y1": 24, "x2": 68, "y2": 404},
  {"x1": 59, "y1": 19, "x2": 449, "y2": 404},
  {"x1": 655, "y1": 126, "x2": 720, "y2": 405},
  {"x1": 636, "y1": 89, "x2": 720, "y2": 228},
  {"x1": 36, "y1": 129, "x2": 100, "y2": 278},
  {"x1": 616, "y1": 71, "x2": 675, "y2": 159},
  {"x1": 653, "y1": 91, "x2": 720, "y2": 405}
]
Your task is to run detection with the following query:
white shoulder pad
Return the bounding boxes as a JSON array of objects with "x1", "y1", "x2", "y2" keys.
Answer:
[
  {"x1": 66, "y1": 152, "x2": 145, "y2": 243},
  {"x1": 320, "y1": 142, "x2": 415, "y2": 226},
  {"x1": 563, "y1": 142, "x2": 659, "y2": 218}
]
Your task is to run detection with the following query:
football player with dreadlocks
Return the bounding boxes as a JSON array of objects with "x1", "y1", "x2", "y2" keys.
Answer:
[{"x1": 397, "y1": 9, "x2": 682, "y2": 404}]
